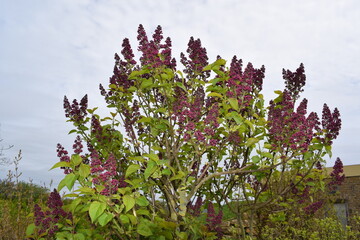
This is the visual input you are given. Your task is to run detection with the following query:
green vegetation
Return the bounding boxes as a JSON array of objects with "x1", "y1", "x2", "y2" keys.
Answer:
[
  {"x1": 0, "y1": 151, "x2": 50, "y2": 240},
  {"x1": 0, "y1": 25, "x2": 358, "y2": 239}
]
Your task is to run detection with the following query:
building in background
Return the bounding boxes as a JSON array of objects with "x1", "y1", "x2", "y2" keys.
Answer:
[{"x1": 326, "y1": 164, "x2": 360, "y2": 226}]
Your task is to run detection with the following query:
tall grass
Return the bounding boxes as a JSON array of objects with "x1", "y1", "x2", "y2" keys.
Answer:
[{"x1": 0, "y1": 151, "x2": 49, "y2": 240}]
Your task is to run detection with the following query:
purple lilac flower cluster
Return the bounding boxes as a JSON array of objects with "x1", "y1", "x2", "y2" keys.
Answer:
[
  {"x1": 34, "y1": 189, "x2": 72, "y2": 237},
  {"x1": 180, "y1": 37, "x2": 209, "y2": 80},
  {"x1": 63, "y1": 95, "x2": 88, "y2": 123},
  {"x1": 90, "y1": 151, "x2": 126, "y2": 196},
  {"x1": 56, "y1": 143, "x2": 71, "y2": 174},
  {"x1": 303, "y1": 201, "x2": 324, "y2": 215},
  {"x1": 137, "y1": 24, "x2": 176, "y2": 69},
  {"x1": 56, "y1": 136, "x2": 85, "y2": 174},
  {"x1": 321, "y1": 104, "x2": 341, "y2": 145},
  {"x1": 268, "y1": 91, "x2": 320, "y2": 153},
  {"x1": 100, "y1": 25, "x2": 176, "y2": 110},
  {"x1": 171, "y1": 84, "x2": 220, "y2": 146},
  {"x1": 290, "y1": 179, "x2": 325, "y2": 215},
  {"x1": 187, "y1": 197, "x2": 203, "y2": 217},
  {"x1": 73, "y1": 135, "x2": 83, "y2": 154},
  {"x1": 283, "y1": 63, "x2": 306, "y2": 100},
  {"x1": 109, "y1": 37, "x2": 137, "y2": 91},
  {"x1": 225, "y1": 56, "x2": 265, "y2": 109},
  {"x1": 206, "y1": 202, "x2": 224, "y2": 239},
  {"x1": 328, "y1": 157, "x2": 345, "y2": 190},
  {"x1": 91, "y1": 116, "x2": 103, "y2": 141}
]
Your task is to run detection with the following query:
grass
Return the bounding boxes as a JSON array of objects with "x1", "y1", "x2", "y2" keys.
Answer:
[{"x1": 0, "y1": 151, "x2": 50, "y2": 240}]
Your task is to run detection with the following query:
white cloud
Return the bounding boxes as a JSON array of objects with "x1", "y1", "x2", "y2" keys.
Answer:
[{"x1": 0, "y1": 0, "x2": 359, "y2": 186}]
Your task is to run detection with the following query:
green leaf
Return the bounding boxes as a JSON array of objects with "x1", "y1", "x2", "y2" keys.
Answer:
[
  {"x1": 26, "y1": 223, "x2": 35, "y2": 236},
  {"x1": 325, "y1": 145, "x2": 332, "y2": 158},
  {"x1": 58, "y1": 173, "x2": 77, "y2": 191},
  {"x1": 127, "y1": 214, "x2": 138, "y2": 225},
  {"x1": 306, "y1": 181, "x2": 316, "y2": 187},
  {"x1": 137, "y1": 221, "x2": 153, "y2": 237},
  {"x1": 137, "y1": 117, "x2": 152, "y2": 123},
  {"x1": 49, "y1": 161, "x2": 71, "y2": 170},
  {"x1": 63, "y1": 193, "x2": 78, "y2": 198},
  {"x1": 251, "y1": 156, "x2": 261, "y2": 163},
  {"x1": 155, "y1": 123, "x2": 168, "y2": 130},
  {"x1": 229, "y1": 98, "x2": 239, "y2": 111},
  {"x1": 233, "y1": 115, "x2": 243, "y2": 125},
  {"x1": 136, "y1": 209, "x2": 150, "y2": 216},
  {"x1": 129, "y1": 69, "x2": 148, "y2": 79},
  {"x1": 89, "y1": 201, "x2": 106, "y2": 223},
  {"x1": 140, "y1": 78, "x2": 153, "y2": 89},
  {"x1": 79, "y1": 163, "x2": 90, "y2": 178},
  {"x1": 109, "y1": 84, "x2": 117, "y2": 89},
  {"x1": 120, "y1": 214, "x2": 130, "y2": 224},
  {"x1": 125, "y1": 179, "x2": 144, "y2": 188},
  {"x1": 208, "y1": 92, "x2": 223, "y2": 98},
  {"x1": 162, "y1": 168, "x2": 172, "y2": 176},
  {"x1": 75, "y1": 187, "x2": 95, "y2": 194},
  {"x1": 264, "y1": 143, "x2": 273, "y2": 149},
  {"x1": 213, "y1": 58, "x2": 226, "y2": 66},
  {"x1": 246, "y1": 138, "x2": 259, "y2": 147},
  {"x1": 261, "y1": 152, "x2": 273, "y2": 159},
  {"x1": 144, "y1": 161, "x2": 158, "y2": 180},
  {"x1": 128, "y1": 86, "x2": 137, "y2": 92},
  {"x1": 126, "y1": 164, "x2": 140, "y2": 178},
  {"x1": 145, "y1": 153, "x2": 159, "y2": 162},
  {"x1": 155, "y1": 107, "x2": 167, "y2": 113},
  {"x1": 175, "y1": 82, "x2": 187, "y2": 91},
  {"x1": 128, "y1": 70, "x2": 140, "y2": 79},
  {"x1": 71, "y1": 154, "x2": 83, "y2": 167},
  {"x1": 203, "y1": 64, "x2": 212, "y2": 71},
  {"x1": 123, "y1": 195, "x2": 135, "y2": 212},
  {"x1": 73, "y1": 233, "x2": 86, "y2": 240},
  {"x1": 244, "y1": 119, "x2": 255, "y2": 132},
  {"x1": 170, "y1": 171, "x2": 185, "y2": 181},
  {"x1": 203, "y1": 58, "x2": 226, "y2": 71},
  {"x1": 311, "y1": 144, "x2": 323, "y2": 151},
  {"x1": 129, "y1": 156, "x2": 145, "y2": 162},
  {"x1": 68, "y1": 129, "x2": 77, "y2": 134},
  {"x1": 97, "y1": 212, "x2": 113, "y2": 227},
  {"x1": 136, "y1": 196, "x2": 149, "y2": 207}
]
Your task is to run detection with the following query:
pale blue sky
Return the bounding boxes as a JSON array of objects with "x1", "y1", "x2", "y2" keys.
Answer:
[{"x1": 1, "y1": 0, "x2": 359, "y2": 187}]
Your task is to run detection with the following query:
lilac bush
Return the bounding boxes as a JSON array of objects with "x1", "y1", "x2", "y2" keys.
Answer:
[{"x1": 27, "y1": 25, "x2": 343, "y2": 239}]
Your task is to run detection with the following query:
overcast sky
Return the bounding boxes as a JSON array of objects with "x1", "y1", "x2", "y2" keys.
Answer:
[{"x1": 1, "y1": 0, "x2": 359, "y2": 188}]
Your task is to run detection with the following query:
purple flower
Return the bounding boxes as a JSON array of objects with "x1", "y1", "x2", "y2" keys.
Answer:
[
  {"x1": 56, "y1": 144, "x2": 72, "y2": 174},
  {"x1": 206, "y1": 202, "x2": 224, "y2": 239},
  {"x1": 72, "y1": 135, "x2": 83, "y2": 154},
  {"x1": 268, "y1": 91, "x2": 319, "y2": 153},
  {"x1": 321, "y1": 104, "x2": 341, "y2": 145},
  {"x1": 33, "y1": 189, "x2": 72, "y2": 237},
  {"x1": 121, "y1": 38, "x2": 136, "y2": 65},
  {"x1": 304, "y1": 201, "x2": 323, "y2": 215},
  {"x1": 187, "y1": 197, "x2": 203, "y2": 216},
  {"x1": 328, "y1": 157, "x2": 345, "y2": 189},
  {"x1": 181, "y1": 37, "x2": 209, "y2": 79},
  {"x1": 283, "y1": 63, "x2": 306, "y2": 100},
  {"x1": 63, "y1": 95, "x2": 88, "y2": 123}
]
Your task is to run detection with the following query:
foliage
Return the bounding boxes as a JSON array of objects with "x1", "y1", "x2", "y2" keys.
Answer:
[
  {"x1": 0, "y1": 151, "x2": 50, "y2": 240},
  {"x1": 27, "y1": 25, "x2": 343, "y2": 239},
  {"x1": 260, "y1": 216, "x2": 360, "y2": 240}
]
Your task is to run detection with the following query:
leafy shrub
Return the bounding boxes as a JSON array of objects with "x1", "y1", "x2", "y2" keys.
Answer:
[{"x1": 27, "y1": 25, "x2": 343, "y2": 239}]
